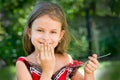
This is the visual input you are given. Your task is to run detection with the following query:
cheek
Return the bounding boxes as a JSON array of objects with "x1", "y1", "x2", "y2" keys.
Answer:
[
  {"x1": 51, "y1": 36, "x2": 60, "y2": 48},
  {"x1": 53, "y1": 42, "x2": 59, "y2": 48},
  {"x1": 30, "y1": 35, "x2": 36, "y2": 47},
  {"x1": 31, "y1": 33, "x2": 40, "y2": 46}
]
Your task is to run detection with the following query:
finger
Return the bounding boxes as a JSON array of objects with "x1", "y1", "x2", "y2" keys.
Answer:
[
  {"x1": 37, "y1": 44, "x2": 40, "y2": 50},
  {"x1": 88, "y1": 56, "x2": 99, "y2": 65},
  {"x1": 92, "y1": 54, "x2": 97, "y2": 58},
  {"x1": 40, "y1": 44, "x2": 44, "y2": 59},
  {"x1": 37, "y1": 44, "x2": 41, "y2": 54},
  {"x1": 86, "y1": 62, "x2": 96, "y2": 71},
  {"x1": 50, "y1": 44, "x2": 54, "y2": 57},
  {"x1": 84, "y1": 67, "x2": 92, "y2": 73},
  {"x1": 36, "y1": 53, "x2": 41, "y2": 64},
  {"x1": 47, "y1": 43, "x2": 51, "y2": 57},
  {"x1": 44, "y1": 42, "x2": 48, "y2": 58},
  {"x1": 87, "y1": 60, "x2": 98, "y2": 70}
]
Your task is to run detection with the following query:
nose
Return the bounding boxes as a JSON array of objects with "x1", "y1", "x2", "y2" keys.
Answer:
[{"x1": 42, "y1": 33, "x2": 50, "y2": 42}]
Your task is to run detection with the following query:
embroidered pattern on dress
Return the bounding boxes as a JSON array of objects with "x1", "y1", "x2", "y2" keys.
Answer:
[
  {"x1": 30, "y1": 67, "x2": 41, "y2": 76},
  {"x1": 53, "y1": 67, "x2": 73, "y2": 80},
  {"x1": 17, "y1": 57, "x2": 83, "y2": 80}
]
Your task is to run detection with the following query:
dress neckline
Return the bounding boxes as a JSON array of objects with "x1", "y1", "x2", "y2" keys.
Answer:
[
  {"x1": 18, "y1": 57, "x2": 83, "y2": 79},
  {"x1": 21, "y1": 57, "x2": 70, "y2": 76}
]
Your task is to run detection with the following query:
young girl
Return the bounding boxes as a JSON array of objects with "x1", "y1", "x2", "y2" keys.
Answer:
[{"x1": 16, "y1": 2, "x2": 99, "y2": 80}]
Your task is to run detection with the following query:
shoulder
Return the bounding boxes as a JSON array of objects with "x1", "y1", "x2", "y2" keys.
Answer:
[
  {"x1": 63, "y1": 53, "x2": 73, "y2": 63},
  {"x1": 16, "y1": 56, "x2": 30, "y2": 70},
  {"x1": 55, "y1": 53, "x2": 73, "y2": 65},
  {"x1": 16, "y1": 56, "x2": 28, "y2": 65},
  {"x1": 16, "y1": 57, "x2": 32, "y2": 80},
  {"x1": 16, "y1": 56, "x2": 28, "y2": 71},
  {"x1": 16, "y1": 56, "x2": 27, "y2": 61}
]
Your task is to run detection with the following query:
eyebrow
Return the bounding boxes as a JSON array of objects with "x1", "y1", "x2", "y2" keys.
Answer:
[{"x1": 36, "y1": 26, "x2": 58, "y2": 30}]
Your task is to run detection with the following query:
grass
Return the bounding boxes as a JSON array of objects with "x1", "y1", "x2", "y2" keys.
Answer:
[
  {"x1": 0, "y1": 61, "x2": 120, "y2": 80},
  {"x1": 0, "y1": 65, "x2": 16, "y2": 80}
]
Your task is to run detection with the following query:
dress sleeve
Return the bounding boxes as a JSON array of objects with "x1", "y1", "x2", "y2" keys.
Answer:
[
  {"x1": 68, "y1": 60, "x2": 83, "y2": 78},
  {"x1": 69, "y1": 67, "x2": 79, "y2": 78}
]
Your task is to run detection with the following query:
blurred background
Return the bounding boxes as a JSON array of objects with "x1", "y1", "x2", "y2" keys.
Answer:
[{"x1": 0, "y1": 0, "x2": 120, "y2": 80}]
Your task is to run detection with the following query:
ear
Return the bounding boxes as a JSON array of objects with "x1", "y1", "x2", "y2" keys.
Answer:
[
  {"x1": 27, "y1": 28, "x2": 31, "y2": 38},
  {"x1": 59, "y1": 30, "x2": 65, "y2": 41}
]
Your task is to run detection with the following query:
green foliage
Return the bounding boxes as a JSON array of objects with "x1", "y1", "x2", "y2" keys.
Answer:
[
  {"x1": 0, "y1": 0, "x2": 120, "y2": 65},
  {"x1": 96, "y1": 17, "x2": 120, "y2": 56},
  {"x1": 0, "y1": 0, "x2": 36, "y2": 64},
  {"x1": 68, "y1": 16, "x2": 89, "y2": 60},
  {"x1": 110, "y1": 0, "x2": 120, "y2": 16}
]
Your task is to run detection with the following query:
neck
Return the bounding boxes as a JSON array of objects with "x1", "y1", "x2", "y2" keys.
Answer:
[{"x1": 26, "y1": 52, "x2": 38, "y2": 65}]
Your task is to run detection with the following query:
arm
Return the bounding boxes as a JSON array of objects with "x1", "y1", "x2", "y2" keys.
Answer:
[
  {"x1": 16, "y1": 60, "x2": 52, "y2": 80},
  {"x1": 84, "y1": 54, "x2": 99, "y2": 80},
  {"x1": 71, "y1": 71, "x2": 84, "y2": 80},
  {"x1": 16, "y1": 61, "x2": 32, "y2": 80},
  {"x1": 67, "y1": 54, "x2": 84, "y2": 80}
]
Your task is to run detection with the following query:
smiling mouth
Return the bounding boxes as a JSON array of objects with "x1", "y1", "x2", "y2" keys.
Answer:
[{"x1": 39, "y1": 42, "x2": 52, "y2": 44}]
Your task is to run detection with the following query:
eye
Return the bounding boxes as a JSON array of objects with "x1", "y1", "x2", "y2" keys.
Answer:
[
  {"x1": 51, "y1": 31, "x2": 57, "y2": 33},
  {"x1": 37, "y1": 29, "x2": 43, "y2": 32}
]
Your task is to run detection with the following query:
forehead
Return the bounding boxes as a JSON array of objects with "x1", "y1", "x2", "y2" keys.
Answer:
[{"x1": 32, "y1": 15, "x2": 62, "y2": 30}]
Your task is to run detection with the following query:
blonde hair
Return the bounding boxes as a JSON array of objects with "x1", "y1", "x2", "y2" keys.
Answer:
[{"x1": 23, "y1": 2, "x2": 70, "y2": 55}]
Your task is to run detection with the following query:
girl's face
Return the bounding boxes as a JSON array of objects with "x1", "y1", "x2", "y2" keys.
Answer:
[{"x1": 28, "y1": 15, "x2": 64, "y2": 51}]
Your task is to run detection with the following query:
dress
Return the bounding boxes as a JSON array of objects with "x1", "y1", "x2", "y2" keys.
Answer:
[{"x1": 17, "y1": 57, "x2": 83, "y2": 80}]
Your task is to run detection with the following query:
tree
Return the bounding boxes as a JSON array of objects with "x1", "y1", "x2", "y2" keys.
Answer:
[{"x1": 0, "y1": 0, "x2": 120, "y2": 65}]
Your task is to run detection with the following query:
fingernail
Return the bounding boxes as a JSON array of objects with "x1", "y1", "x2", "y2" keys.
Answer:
[
  {"x1": 93, "y1": 54, "x2": 97, "y2": 58},
  {"x1": 88, "y1": 56, "x2": 90, "y2": 59},
  {"x1": 88, "y1": 56, "x2": 92, "y2": 60}
]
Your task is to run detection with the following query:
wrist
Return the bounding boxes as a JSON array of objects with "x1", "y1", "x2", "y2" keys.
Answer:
[
  {"x1": 85, "y1": 72, "x2": 94, "y2": 76},
  {"x1": 84, "y1": 73, "x2": 94, "y2": 80},
  {"x1": 41, "y1": 71, "x2": 52, "y2": 80},
  {"x1": 84, "y1": 68, "x2": 94, "y2": 75}
]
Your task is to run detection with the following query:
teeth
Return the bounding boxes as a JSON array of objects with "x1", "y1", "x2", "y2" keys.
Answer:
[{"x1": 39, "y1": 41, "x2": 52, "y2": 44}]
